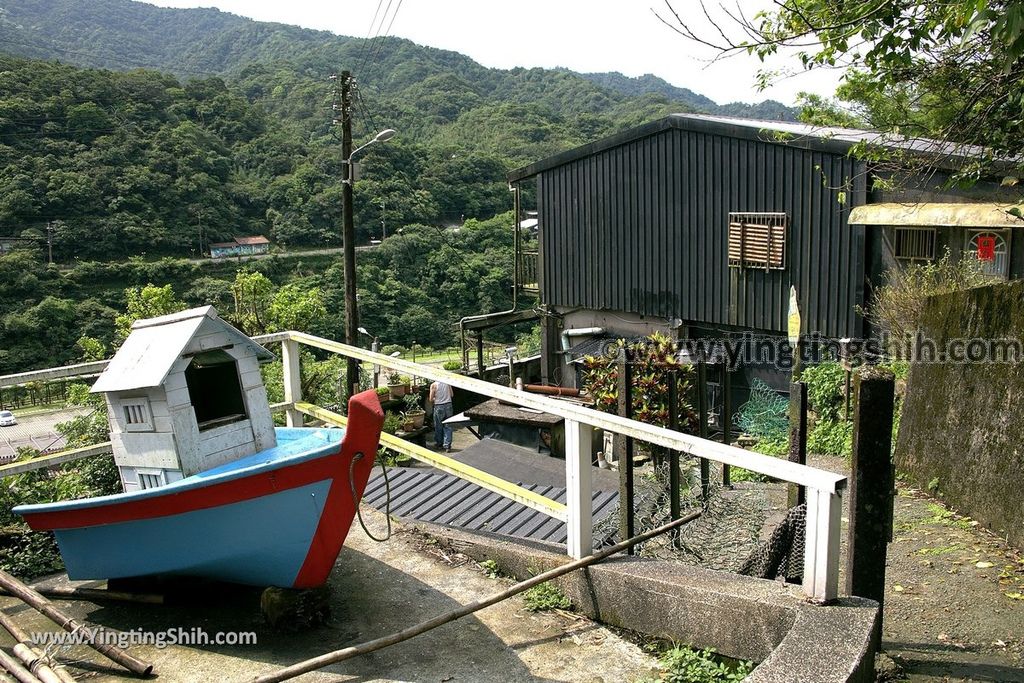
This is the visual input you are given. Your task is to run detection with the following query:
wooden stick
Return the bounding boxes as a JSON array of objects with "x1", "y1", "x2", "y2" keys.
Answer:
[
  {"x1": 0, "y1": 611, "x2": 76, "y2": 683},
  {"x1": 0, "y1": 586, "x2": 162, "y2": 606},
  {"x1": 0, "y1": 571, "x2": 152, "y2": 677},
  {"x1": 8, "y1": 645, "x2": 63, "y2": 683},
  {"x1": 0, "y1": 649, "x2": 41, "y2": 683},
  {"x1": 251, "y1": 509, "x2": 703, "y2": 683}
]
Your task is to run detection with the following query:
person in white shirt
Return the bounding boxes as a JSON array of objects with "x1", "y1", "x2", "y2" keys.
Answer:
[{"x1": 429, "y1": 380, "x2": 454, "y2": 451}]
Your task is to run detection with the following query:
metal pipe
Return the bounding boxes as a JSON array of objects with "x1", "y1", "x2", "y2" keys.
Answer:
[
  {"x1": 559, "y1": 326, "x2": 605, "y2": 354},
  {"x1": 458, "y1": 184, "x2": 521, "y2": 368}
]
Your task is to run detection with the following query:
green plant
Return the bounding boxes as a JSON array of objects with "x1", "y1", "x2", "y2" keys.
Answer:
[
  {"x1": 375, "y1": 386, "x2": 391, "y2": 397},
  {"x1": 652, "y1": 645, "x2": 753, "y2": 683},
  {"x1": 522, "y1": 581, "x2": 571, "y2": 612},
  {"x1": 386, "y1": 371, "x2": 402, "y2": 385},
  {"x1": 442, "y1": 360, "x2": 463, "y2": 372},
  {"x1": 381, "y1": 412, "x2": 402, "y2": 435},
  {"x1": 807, "y1": 420, "x2": 853, "y2": 457},
  {"x1": 580, "y1": 332, "x2": 696, "y2": 431},
  {"x1": 800, "y1": 362, "x2": 846, "y2": 421},
  {"x1": 752, "y1": 433, "x2": 788, "y2": 456},
  {"x1": 403, "y1": 393, "x2": 423, "y2": 413},
  {"x1": 399, "y1": 375, "x2": 412, "y2": 384},
  {"x1": 479, "y1": 559, "x2": 500, "y2": 579},
  {"x1": 863, "y1": 250, "x2": 989, "y2": 352}
]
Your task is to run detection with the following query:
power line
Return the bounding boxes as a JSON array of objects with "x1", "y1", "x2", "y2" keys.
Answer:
[
  {"x1": 365, "y1": 0, "x2": 405, "y2": 72},
  {"x1": 351, "y1": 0, "x2": 387, "y2": 78},
  {"x1": 354, "y1": 0, "x2": 395, "y2": 78}
]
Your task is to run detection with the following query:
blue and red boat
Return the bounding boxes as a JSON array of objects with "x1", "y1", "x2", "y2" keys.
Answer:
[{"x1": 15, "y1": 391, "x2": 384, "y2": 589}]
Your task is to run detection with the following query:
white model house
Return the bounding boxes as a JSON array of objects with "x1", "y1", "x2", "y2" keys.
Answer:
[{"x1": 90, "y1": 306, "x2": 277, "y2": 492}]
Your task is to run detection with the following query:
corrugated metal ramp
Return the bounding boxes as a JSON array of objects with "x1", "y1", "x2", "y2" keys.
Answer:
[{"x1": 365, "y1": 467, "x2": 618, "y2": 548}]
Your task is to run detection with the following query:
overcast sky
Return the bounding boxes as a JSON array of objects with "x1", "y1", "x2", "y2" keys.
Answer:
[{"x1": 148, "y1": 0, "x2": 840, "y2": 106}]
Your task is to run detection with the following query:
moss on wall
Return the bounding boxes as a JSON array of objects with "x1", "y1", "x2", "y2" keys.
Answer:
[{"x1": 895, "y1": 280, "x2": 1024, "y2": 548}]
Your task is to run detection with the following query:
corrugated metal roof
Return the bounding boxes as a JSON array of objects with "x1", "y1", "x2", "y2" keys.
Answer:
[
  {"x1": 234, "y1": 235, "x2": 271, "y2": 245},
  {"x1": 366, "y1": 468, "x2": 618, "y2": 548},
  {"x1": 91, "y1": 306, "x2": 274, "y2": 393},
  {"x1": 849, "y1": 202, "x2": 1024, "y2": 228},
  {"x1": 508, "y1": 113, "x2": 1011, "y2": 182}
]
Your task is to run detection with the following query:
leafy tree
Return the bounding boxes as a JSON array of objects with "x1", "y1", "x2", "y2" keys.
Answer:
[
  {"x1": 114, "y1": 284, "x2": 186, "y2": 343},
  {"x1": 659, "y1": 0, "x2": 1024, "y2": 182}
]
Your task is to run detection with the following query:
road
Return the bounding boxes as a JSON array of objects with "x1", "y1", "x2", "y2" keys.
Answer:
[
  {"x1": 0, "y1": 407, "x2": 90, "y2": 461},
  {"x1": 186, "y1": 244, "x2": 378, "y2": 265}
]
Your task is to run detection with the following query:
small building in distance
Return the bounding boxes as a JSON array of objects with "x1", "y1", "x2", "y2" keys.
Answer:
[
  {"x1": 209, "y1": 235, "x2": 272, "y2": 259},
  {"x1": 90, "y1": 306, "x2": 277, "y2": 492}
]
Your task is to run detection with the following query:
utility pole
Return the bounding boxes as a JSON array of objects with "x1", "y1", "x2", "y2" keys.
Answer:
[
  {"x1": 380, "y1": 198, "x2": 386, "y2": 240},
  {"x1": 336, "y1": 70, "x2": 360, "y2": 399},
  {"x1": 45, "y1": 221, "x2": 53, "y2": 264}
]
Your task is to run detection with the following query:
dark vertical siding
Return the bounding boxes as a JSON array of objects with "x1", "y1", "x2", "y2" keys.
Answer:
[{"x1": 536, "y1": 127, "x2": 866, "y2": 339}]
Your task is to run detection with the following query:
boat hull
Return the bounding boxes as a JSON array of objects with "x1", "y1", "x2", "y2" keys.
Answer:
[{"x1": 16, "y1": 391, "x2": 385, "y2": 588}]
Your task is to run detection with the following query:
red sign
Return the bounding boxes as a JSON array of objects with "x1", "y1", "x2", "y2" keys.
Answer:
[{"x1": 977, "y1": 236, "x2": 996, "y2": 261}]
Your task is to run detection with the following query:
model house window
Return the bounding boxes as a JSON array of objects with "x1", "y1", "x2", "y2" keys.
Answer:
[
  {"x1": 136, "y1": 469, "x2": 165, "y2": 490},
  {"x1": 966, "y1": 229, "x2": 1010, "y2": 279},
  {"x1": 728, "y1": 212, "x2": 787, "y2": 270},
  {"x1": 184, "y1": 350, "x2": 247, "y2": 430},
  {"x1": 893, "y1": 227, "x2": 936, "y2": 263},
  {"x1": 121, "y1": 398, "x2": 153, "y2": 432}
]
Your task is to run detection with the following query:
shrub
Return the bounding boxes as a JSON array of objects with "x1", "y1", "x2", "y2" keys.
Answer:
[
  {"x1": 442, "y1": 360, "x2": 463, "y2": 372},
  {"x1": 807, "y1": 420, "x2": 853, "y2": 457},
  {"x1": 580, "y1": 332, "x2": 696, "y2": 431},
  {"x1": 863, "y1": 250, "x2": 988, "y2": 352},
  {"x1": 800, "y1": 362, "x2": 846, "y2": 421}
]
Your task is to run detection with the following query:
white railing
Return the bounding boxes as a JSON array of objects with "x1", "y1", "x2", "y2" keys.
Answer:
[
  {"x1": 273, "y1": 331, "x2": 846, "y2": 602},
  {"x1": 0, "y1": 331, "x2": 847, "y2": 601}
]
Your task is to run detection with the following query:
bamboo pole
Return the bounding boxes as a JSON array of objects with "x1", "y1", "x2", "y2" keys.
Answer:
[
  {"x1": 251, "y1": 510, "x2": 703, "y2": 683},
  {"x1": 0, "y1": 586, "x2": 162, "y2": 606},
  {"x1": 0, "y1": 611, "x2": 76, "y2": 683},
  {"x1": 0, "y1": 649, "x2": 41, "y2": 683},
  {"x1": 0, "y1": 571, "x2": 152, "y2": 677}
]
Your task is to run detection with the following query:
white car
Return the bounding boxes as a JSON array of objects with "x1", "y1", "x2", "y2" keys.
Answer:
[{"x1": 0, "y1": 410, "x2": 16, "y2": 427}]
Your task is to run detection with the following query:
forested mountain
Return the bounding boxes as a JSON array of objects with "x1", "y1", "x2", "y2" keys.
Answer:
[
  {"x1": 575, "y1": 71, "x2": 795, "y2": 121},
  {"x1": 0, "y1": 0, "x2": 803, "y2": 375}
]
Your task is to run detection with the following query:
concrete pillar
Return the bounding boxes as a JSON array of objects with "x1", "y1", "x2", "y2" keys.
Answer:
[
  {"x1": 282, "y1": 338, "x2": 303, "y2": 427},
  {"x1": 845, "y1": 366, "x2": 896, "y2": 607},
  {"x1": 565, "y1": 418, "x2": 593, "y2": 559}
]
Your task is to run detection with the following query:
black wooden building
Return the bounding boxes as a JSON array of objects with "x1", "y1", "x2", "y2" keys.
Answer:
[{"x1": 507, "y1": 114, "x2": 1023, "y2": 392}]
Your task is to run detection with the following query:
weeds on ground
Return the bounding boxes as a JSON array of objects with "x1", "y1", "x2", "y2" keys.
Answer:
[
  {"x1": 522, "y1": 581, "x2": 571, "y2": 612},
  {"x1": 642, "y1": 644, "x2": 753, "y2": 683},
  {"x1": 479, "y1": 559, "x2": 501, "y2": 579}
]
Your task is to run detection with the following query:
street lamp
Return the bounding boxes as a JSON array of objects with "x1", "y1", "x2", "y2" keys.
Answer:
[
  {"x1": 343, "y1": 129, "x2": 396, "y2": 185},
  {"x1": 358, "y1": 327, "x2": 381, "y2": 387},
  {"x1": 342, "y1": 128, "x2": 396, "y2": 399}
]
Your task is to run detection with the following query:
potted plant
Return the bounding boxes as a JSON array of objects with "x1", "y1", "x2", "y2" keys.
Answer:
[
  {"x1": 402, "y1": 392, "x2": 426, "y2": 430},
  {"x1": 374, "y1": 386, "x2": 391, "y2": 405},
  {"x1": 387, "y1": 371, "x2": 408, "y2": 399},
  {"x1": 443, "y1": 360, "x2": 463, "y2": 373}
]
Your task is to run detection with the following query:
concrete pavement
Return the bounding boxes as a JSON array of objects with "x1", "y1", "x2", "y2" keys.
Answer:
[{"x1": 0, "y1": 407, "x2": 90, "y2": 461}]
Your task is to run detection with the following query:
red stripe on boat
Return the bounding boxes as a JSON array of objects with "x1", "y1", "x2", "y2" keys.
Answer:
[{"x1": 293, "y1": 392, "x2": 384, "y2": 587}]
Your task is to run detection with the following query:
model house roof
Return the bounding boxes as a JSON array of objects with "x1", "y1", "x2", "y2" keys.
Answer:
[
  {"x1": 91, "y1": 306, "x2": 274, "y2": 393},
  {"x1": 507, "y1": 113, "x2": 1009, "y2": 182}
]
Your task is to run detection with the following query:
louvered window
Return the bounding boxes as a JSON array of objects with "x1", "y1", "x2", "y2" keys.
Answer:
[
  {"x1": 728, "y1": 213, "x2": 787, "y2": 270},
  {"x1": 137, "y1": 469, "x2": 166, "y2": 490},
  {"x1": 121, "y1": 398, "x2": 153, "y2": 432},
  {"x1": 894, "y1": 228, "x2": 936, "y2": 262}
]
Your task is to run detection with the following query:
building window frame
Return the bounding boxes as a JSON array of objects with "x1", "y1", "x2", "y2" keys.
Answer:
[
  {"x1": 965, "y1": 228, "x2": 1011, "y2": 279},
  {"x1": 893, "y1": 227, "x2": 937, "y2": 263},
  {"x1": 728, "y1": 212, "x2": 787, "y2": 271}
]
